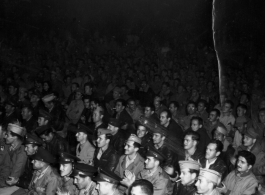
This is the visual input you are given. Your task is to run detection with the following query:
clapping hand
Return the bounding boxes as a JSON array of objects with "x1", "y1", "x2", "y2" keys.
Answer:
[{"x1": 120, "y1": 170, "x2": 136, "y2": 187}]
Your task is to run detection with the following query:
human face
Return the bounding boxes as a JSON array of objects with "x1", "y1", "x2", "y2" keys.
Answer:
[
  {"x1": 237, "y1": 107, "x2": 245, "y2": 117},
  {"x1": 74, "y1": 175, "x2": 90, "y2": 189},
  {"x1": 84, "y1": 86, "x2": 92, "y2": 95},
  {"x1": 113, "y1": 91, "x2": 120, "y2": 100},
  {"x1": 115, "y1": 102, "x2": 124, "y2": 113},
  {"x1": 107, "y1": 124, "x2": 118, "y2": 135},
  {"x1": 96, "y1": 182, "x2": 111, "y2": 195},
  {"x1": 76, "y1": 132, "x2": 87, "y2": 143},
  {"x1": 93, "y1": 109, "x2": 102, "y2": 123},
  {"x1": 5, "y1": 131, "x2": 15, "y2": 144},
  {"x1": 124, "y1": 140, "x2": 137, "y2": 155},
  {"x1": 160, "y1": 112, "x2": 169, "y2": 126},
  {"x1": 75, "y1": 92, "x2": 82, "y2": 100},
  {"x1": 195, "y1": 177, "x2": 211, "y2": 194},
  {"x1": 198, "y1": 103, "x2": 205, "y2": 113},
  {"x1": 44, "y1": 102, "x2": 53, "y2": 110},
  {"x1": 71, "y1": 84, "x2": 78, "y2": 92},
  {"x1": 25, "y1": 144, "x2": 37, "y2": 156},
  {"x1": 205, "y1": 143, "x2": 219, "y2": 160},
  {"x1": 259, "y1": 111, "x2": 265, "y2": 123},
  {"x1": 187, "y1": 104, "x2": 196, "y2": 115},
  {"x1": 90, "y1": 101, "x2": 97, "y2": 110},
  {"x1": 191, "y1": 119, "x2": 201, "y2": 131},
  {"x1": 40, "y1": 134, "x2": 53, "y2": 143},
  {"x1": 32, "y1": 159, "x2": 43, "y2": 170},
  {"x1": 184, "y1": 135, "x2": 195, "y2": 150},
  {"x1": 84, "y1": 99, "x2": 90, "y2": 109},
  {"x1": 145, "y1": 156, "x2": 156, "y2": 169},
  {"x1": 243, "y1": 135, "x2": 255, "y2": 147},
  {"x1": 208, "y1": 111, "x2": 218, "y2": 122},
  {"x1": 180, "y1": 168, "x2": 194, "y2": 185},
  {"x1": 213, "y1": 130, "x2": 225, "y2": 142},
  {"x1": 128, "y1": 101, "x2": 136, "y2": 112},
  {"x1": 5, "y1": 104, "x2": 14, "y2": 115},
  {"x1": 237, "y1": 156, "x2": 251, "y2": 172},
  {"x1": 137, "y1": 126, "x2": 147, "y2": 138},
  {"x1": 130, "y1": 186, "x2": 146, "y2": 195},
  {"x1": 19, "y1": 89, "x2": 26, "y2": 99},
  {"x1": 30, "y1": 95, "x2": 39, "y2": 103},
  {"x1": 222, "y1": 103, "x2": 231, "y2": 113},
  {"x1": 144, "y1": 107, "x2": 153, "y2": 118},
  {"x1": 152, "y1": 133, "x2": 164, "y2": 145},
  {"x1": 21, "y1": 107, "x2": 31, "y2": 120},
  {"x1": 60, "y1": 163, "x2": 73, "y2": 177},
  {"x1": 169, "y1": 103, "x2": 177, "y2": 114},
  {"x1": 96, "y1": 134, "x2": 108, "y2": 148},
  {"x1": 38, "y1": 117, "x2": 47, "y2": 126},
  {"x1": 43, "y1": 83, "x2": 49, "y2": 91}
]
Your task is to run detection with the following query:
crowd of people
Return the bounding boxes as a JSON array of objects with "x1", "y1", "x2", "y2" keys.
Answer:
[{"x1": 0, "y1": 30, "x2": 265, "y2": 195}]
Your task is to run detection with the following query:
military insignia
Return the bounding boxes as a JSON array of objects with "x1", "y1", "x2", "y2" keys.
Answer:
[{"x1": 0, "y1": 145, "x2": 4, "y2": 151}]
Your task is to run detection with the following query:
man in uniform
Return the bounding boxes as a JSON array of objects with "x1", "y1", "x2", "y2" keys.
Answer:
[
  {"x1": 21, "y1": 105, "x2": 37, "y2": 133},
  {"x1": 36, "y1": 109, "x2": 53, "y2": 127},
  {"x1": 28, "y1": 148, "x2": 62, "y2": 195},
  {"x1": 94, "y1": 168, "x2": 123, "y2": 195},
  {"x1": 72, "y1": 163, "x2": 98, "y2": 195},
  {"x1": 195, "y1": 168, "x2": 221, "y2": 195},
  {"x1": 93, "y1": 128, "x2": 119, "y2": 171},
  {"x1": 174, "y1": 160, "x2": 201, "y2": 195},
  {"x1": 3, "y1": 99, "x2": 18, "y2": 128},
  {"x1": 58, "y1": 152, "x2": 80, "y2": 195},
  {"x1": 30, "y1": 90, "x2": 44, "y2": 118}
]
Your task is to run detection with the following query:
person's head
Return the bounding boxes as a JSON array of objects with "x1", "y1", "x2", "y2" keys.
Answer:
[
  {"x1": 5, "y1": 101, "x2": 16, "y2": 115},
  {"x1": 71, "y1": 82, "x2": 79, "y2": 92},
  {"x1": 124, "y1": 135, "x2": 141, "y2": 156},
  {"x1": 75, "y1": 90, "x2": 83, "y2": 100},
  {"x1": 208, "y1": 109, "x2": 220, "y2": 123},
  {"x1": 32, "y1": 159, "x2": 48, "y2": 170},
  {"x1": 112, "y1": 87, "x2": 121, "y2": 100},
  {"x1": 75, "y1": 131, "x2": 88, "y2": 143},
  {"x1": 25, "y1": 143, "x2": 39, "y2": 156},
  {"x1": 240, "y1": 93, "x2": 250, "y2": 104},
  {"x1": 129, "y1": 179, "x2": 154, "y2": 195},
  {"x1": 197, "y1": 100, "x2": 207, "y2": 113},
  {"x1": 190, "y1": 117, "x2": 203, "y2": 131},
  {"x1": 60, "y1": 163, "x2": 73, "y2": 177},
  {"x1": 169, "y1": 101, "x2": 179, "y2": 114},
  {"x1": 30, "y1": 92, "x2": 41, "y2": 104},
  {"x1": 92, "y1": 106, "x2": 104, "y2": 123},
  {"x1": 153, "y1": 96, "x2": 161, "y2": 110},
  {"x1": 115, "y1": 99, "x2": 126, "y2": 113},
  {"x1": 237, "y1": 150, "x2": 256, "y2": 173},
  {"x1": 107, "y1": 119, "x2": 121, "y2": 135},
  {"x1": 159, "y1": 110, "x2": 171, "y2": 126},
  {"x1": 243, "y1": 128, "x2": 258, "y2": 148},
  {"x1": 137, "y1": 125, "x2": 148, "y2": 138},
  {"x1": 43, "y1": 81, "x2": 51, "y2": 92},
  {"x1": 39, "y1": 128, "x2": 54, "y2": 143},
  {"x1": 187, "y1": 101, "x2": 197, "y2": 115},
  {"x1": 183, "y1": 131, "x2": 200, "y2": 150},
  {"x1": 83, "y1": 95, "x2": 91, "y2": 109},
  {"x1": 213, "y1": 126, "x2": 227, "y2": 142},
  {"x1": 5, "y1": 124, "x2": 25, "y2": 144},
  {"x1": 179, "y1": 161, "x2": 200, "y2": 186},
  {"x1": 128, "y1": 99, "x2": 136, "y2": 112},
  {"x1": 236, "y1": 104, "x2": 247, "y2": 117},
  {"x1": 21, "y1": 106, "x2": 33, "y2": 120},
  {"x1": 144, "y1": 103, "x2": 155, "y2": 118},
  {"x1": 84, "y1": 82, "x2": 93, "y2": 95},
  {"x1": 19, "y1": 87, "x2": 28, "y2": 100},
  {"x1": 8, "y1": 83, "x2": 18, "y2": 95},
  {"x1": 222, "y1": 100, "x2": 234, "y2": 114},
  {"x1": 195, "y1": 169, "x2": 220, "y2": 194},
  {"x1": 258, "y1": 108, "x2": 265, "y2": 124},
  {"x1": 152, "y1": 132, "x2": 165, "y2": 145},
  {"x1": 90, "y1": 98, "x2": 100, "y2": 111},
  {"x1": 96, "y1": 129, "x2": 112, "y2": 148},
  {"x1": 205, "y1": 140, "x2": 223, "y2": 160},
  {"x1": 37, "y1": 116, "x2": 50, "y2": 127},
  {"x1": 120, "y1": 85, "x2": 128, "y2": 96}
]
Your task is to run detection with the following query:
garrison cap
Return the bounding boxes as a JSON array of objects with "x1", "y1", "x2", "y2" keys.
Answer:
[
  {"x1": 59, "y1": 152, "x2": 80, "y2": 164},
  {"x1": 38, "y1": 109, "x2": 52, "y2": 121},
  {"x1": 31, "y1": 148, "x2": 55, "y2": 164},
  {"x1": 25, "y1": 133, "x2": 44, "y2": 146},
  {"x1": 146, "y1": 146, "x2": 166, "y2": 162},
  {"x1": 97, "y1": 128, "x2": 112, "y2": 136},
  {"x1": 35, "y1": 125, "x2": 52, "y2": 136},
  {"x1": 126, "y1": 134, "x2": 141, "y2": 145},
  {"x1": 42, "y1": 94, "x2": 56, "y2": 103},
  {"x1": 108, "y1": 118, "x2": 122, "y2": 128},
  {"x1": 71, "y1": 123, "x2": 93, "y2": 135},
  {"x1": 93, "y1": 168, "x2": 122, "y2": 184},
  {"x1": 138, "y1": 116, "x2": 167, "y2": 136},
  {"x1": 179, "y1": 160, "x2": 201, "y2": 170},
  {"x1": 215, "y1": 125, "x2": 227, "y2": 136},
  {"x1": 198, "y1": 168, "x2": 221, "y2": 184},
  {"x1": 244, "y1": 127, "x2": 259, "y2": 139},
  {"x1": 8, "y1": 123, "x2": 26, "y2": 137},
  {"x1": 71, "y1": 163, "x2": 97, "y2": 177}
]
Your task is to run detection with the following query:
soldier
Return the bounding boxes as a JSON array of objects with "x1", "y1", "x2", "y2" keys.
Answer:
[
  {"x1": 72, "y1": 163, "x2": 98, "y2": 195},
  {"x1": 57, "y1": 152, "x2": 80, "y2": 195},
  {"x1": 136, "y1": 122, "x2": 153, "y2": 157},
  {"x1": 195, "y1": 168, "x2": 221, "y2": 195},
  {"x1": 94, "y1": 168, "x2": 123, "y2": 195},
  {"x1": 173, "y1": 160, "x2": 200, "y2": 195},
  {"x1": 3, "y1": 99, "x2": 19, "y2": 128},
  {"x1": 21, "y1": 105, "x2": 37, "y2": 133},
  {"x1": 36, "y1": 109, "x2": 52, "y2": 127},
  {"x1": 129, "y1": 179, "x2": 154, "y2": 195},
  {"x1": 28, "y1": 148, "x2": 62, "y2": 195},
  {"x1": 93, "y1": 128, "x2": 119, "y2": 171},
  {"x1": 30, "y1": 90, "x2": 44, "y2": 118},
  {"x1": 0, "y1": 125, "x2": 10, "y2": 189}
]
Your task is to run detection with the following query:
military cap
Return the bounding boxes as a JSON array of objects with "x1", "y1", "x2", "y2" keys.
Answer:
[
  {"x1": 93, "y1": 168, "x2": 122, "y2": 184},
  {"x1": 71, "y1": 163, "x2": 97, "y2": 177},
  {"x1": 35, "y1": 125, "x2": 52, "y2": 136},
  {"x1": 25, "y1": 133, "x2": 44, "y2": 146},
  {"x1": 8, "y1": 123, "x2": 26, "y2": 137},
  {"x1": 59, "y1": 152, "x2": 80, "y2": 164},
  {"x1": 198, "y1": 168, "x2": 221, "y2": 184},
  {"x1": 216, "y1": 125, "x2": 227, "y2": 136},
  {"x1": 108, "y1": 118, "x2": 122, "y2": 128},
  {"x1": 179, "y1": 160, "x2": 201, "y2": 170},
  {"x1": 126, "y1": 134, "x2": 141, "y2": 145},
  {"x1": 97, "y1": 128, "x2": 112, "y2": 136},
  {"x1": 244, "y1": 127, "x2": 259, "y2": 139},
  {"x1": 42, "y1": 93, "x2": 56, "y2": 103},
  {"x1": 38, "y1": 109, "x2": 52, "y2": 121},
  {"x1": 146, "y1": 146, "x2": 166, "y2": 162},
  {"x1": 139, "y1": 116, "x2": 167, "y2": 136},
  {"x1": 71, "y1": 123, "x2": 93, "y2": 135},
  {"x1": 6, "y1": 99, "x2": 17, "y2": 107},
  {"x1": 31, "y1": 148, "x2": 55, "y2": 164}
]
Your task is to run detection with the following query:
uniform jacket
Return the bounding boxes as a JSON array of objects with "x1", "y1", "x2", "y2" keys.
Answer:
[
  {"x1": 77, "y1": 140, "x2": 95, "y2": 164},
  {"x1": 0, "y1": 140, "x2": 11, "y2": 187},
  {"x1": 93, "y1": 145, "x2": 119, "y2": 171},
  {"x1": 61, "y1": 177, "x2": 79, "y2": 195},
  {"x1": 22, "y1": 116, "x2": 38, "y2": 133},
  {"x1": 66, "y1": 99, "x2": 84, "y2": 124},
  {"x1": 28, "y1": 166, "x2": 62, "y2": 195},
  {"x1": 200, "y1": 157, "x2": 228, "y2": 180},
  {"x1": 222, "y1": 170, "x2": 258, "y2": 195},
  {"x1": 111, "y1": 130, "x2": 127, "y2": 155},
  {"x1": 137, "y1": 166, "x2": 173, "y2": 195},
  {"x1": 138, "y1": 133, "x2": 153, "y2": 158},
  {"x1": 166, "y1": 120, "x2": 183, "y2": 141},
  {"x1": 16, "y1": 157, "x2": 34, "y2": 189},
  {"x1": 115, "y1": 109, "x2": 134, "y2": 126},
  {"x1": 46, "y1": 134, "x2": 69, "y2": 158},
  {"x1": 114, "y1": 153, "x2": 145, "y2": 178},
  {"x1": 2, "y1": 112, "x2": 18, "y2": 127},
  {"x1": 157, "y1": 144, "x2": 178, "y2": 169},
  {"x1": 173, "y1": 182, "x2": 197, "y2": 195},
  {"x1": 78, "y1": 181, "x2": 98, "y2": 195},
  {"x1": 48, "y1": 104, "x2": 65, "y2": 131}
]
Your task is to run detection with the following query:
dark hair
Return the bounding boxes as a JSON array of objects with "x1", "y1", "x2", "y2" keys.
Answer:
[
  {"x1": 187, "y1": 101, "x2": 197, "y2": 108},
  {"x1": 237, "y1": 150, "x2": 256, "y2": 166},
  {"x1": 208, "y1": 139, "x2": 223, "y2": 153},
  {"x1": 104, "y1": 134, "x2": 113, "y2": 142},
  {"x1": 237, "y1": 104, "x2": 247, "y2": 111},
  {"x1": 121, "y1": 84, "x2": 128, "y2": 91},
  {"x1": 169, "y1": 101, "x2": 179, "y2": 109},
  {"x1": 189, "y1": 169, "x2": 200, "y2": 177},
  {"x1": 191, "y1": 116, "x2": 203, "y2": 126},
  {"x1": 116, "y1": 99, "x2": 126, "y2": 107},
  {"x1": 160, "y1": 109, "x2": 172, "y2": 119},
  {"x1": 43, "y1": 81, "x2": 52, "y2": 90},
  {"x1": 10, "y1": 131, "x2": 23, "y2": 141},
  {"x1": 41, "y1": 127, "x2": 53, "y2": 136},
  {"x1": 129, "y1": 179, "x2": 154, "y2": 195},
  {"x1": 91, "y1": 98, "x2": 101, "y2": 106},
  {"x1": 22, "y1": 105, "x2": 34, "y2": 114},
  {"x1": 162, "y1": 82, "x2": 170, "y2": 88},
  {"x1": 84, "y1": 82, "x2": 94, "y2": 89},
  {"x1": 72, "y1": 82, "x2": 79, "y2": 88},
  {"x1": 211, "y1": 109, "x2": 221, "y2": 117},
  {"x1": 184, "y1": 130, "x2": 200, "y2": 143},
  {"x1": 133, "y1": 142, "x2": 141, "y2": 149},
  {"x1": 83, "y1": 95, "x2": 92, "y2": 101},
  {"x1": 145, "y1": 103, "x2": 155, "y2": 111},
  {"x1": 127, "y1": 98, "x2": 136, "y2": 104},
  {"x1": 198, "y1": 99, "x2": 207, "y2": 108},
  {"x1": 224, "y1": 100, "x2": 234, "y2": 109}
]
